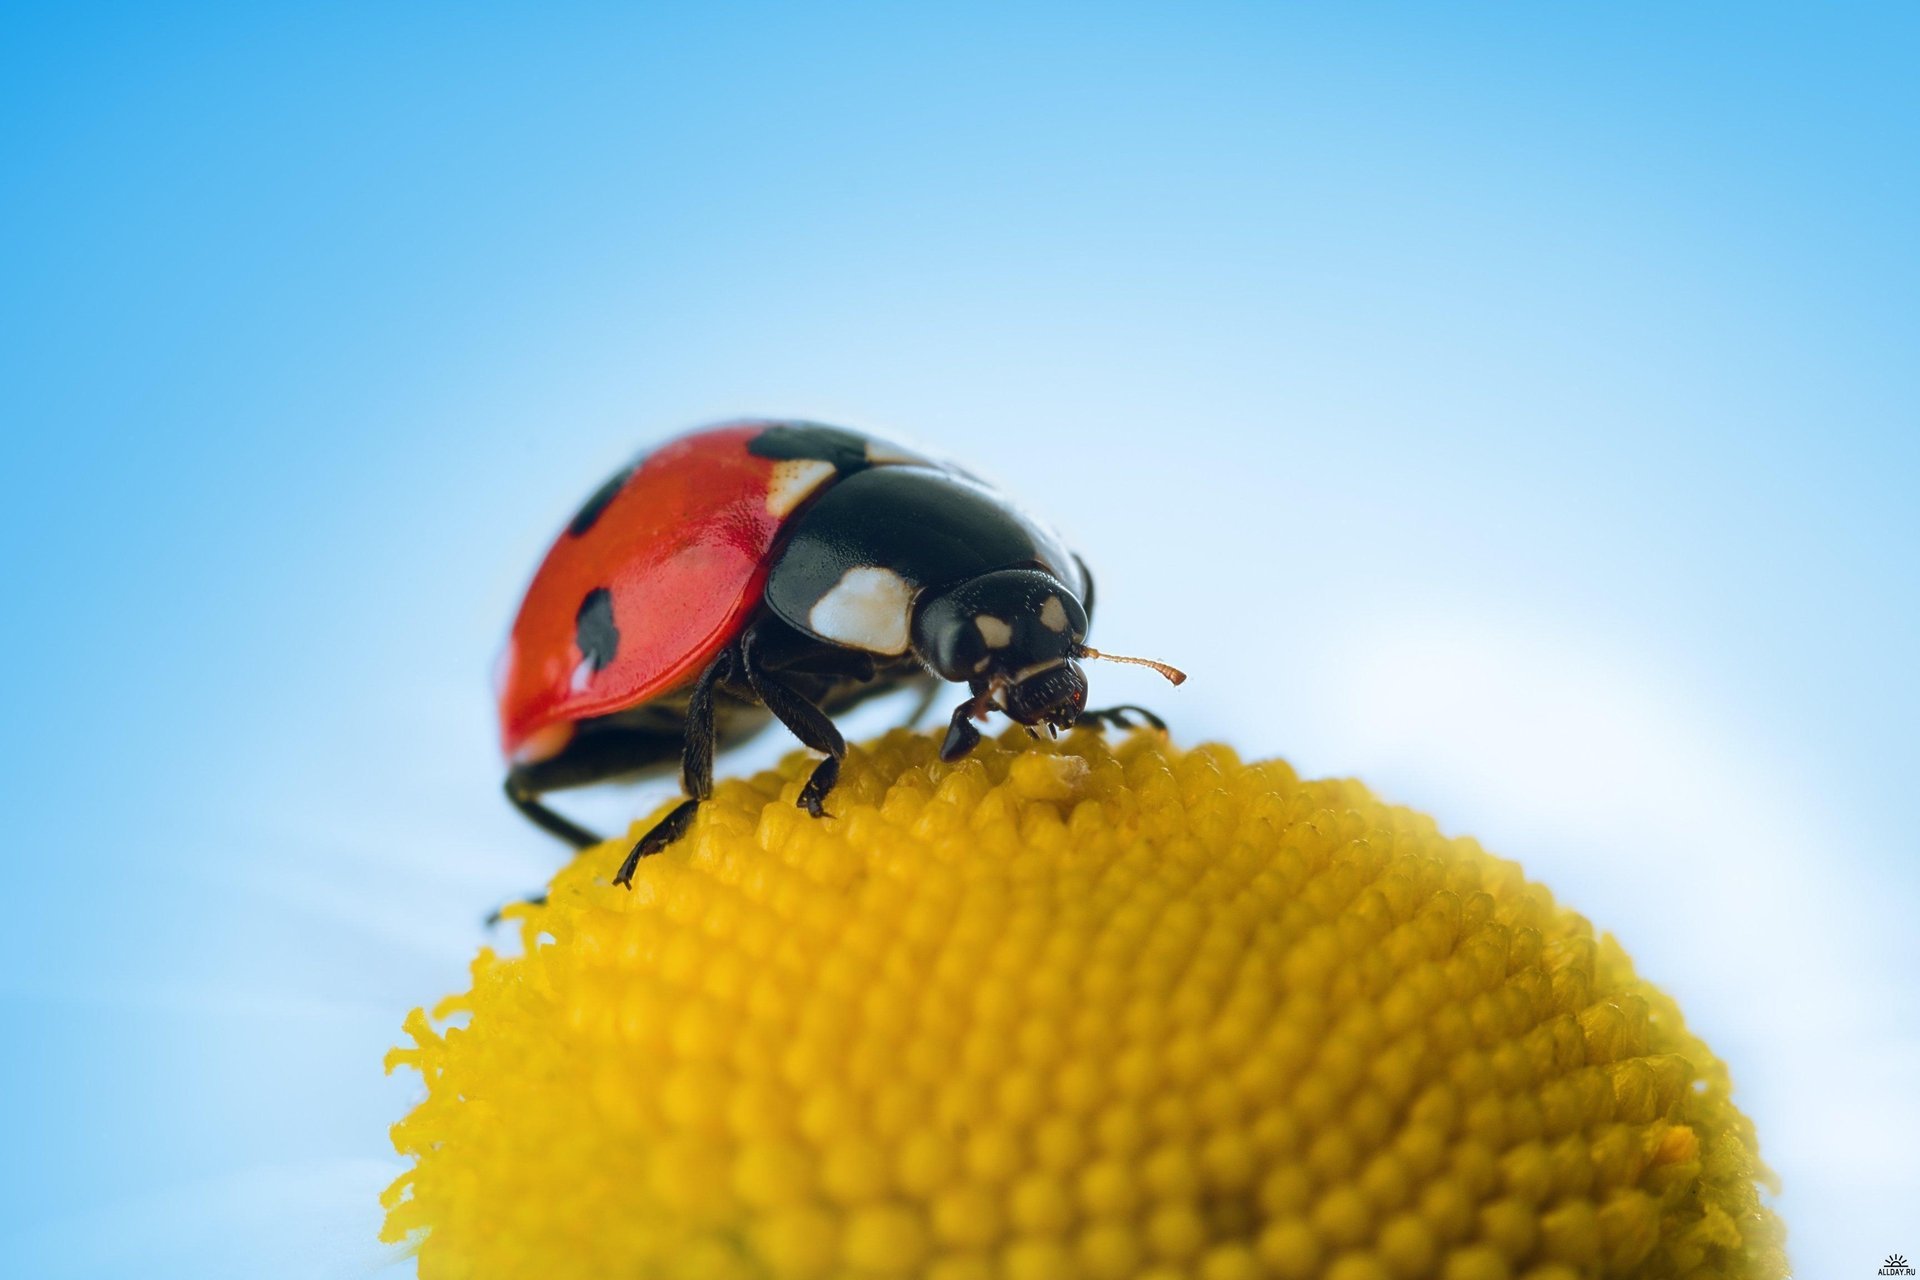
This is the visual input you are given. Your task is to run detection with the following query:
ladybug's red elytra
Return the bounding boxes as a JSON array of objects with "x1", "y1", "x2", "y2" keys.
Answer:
[{"x1": 497, "y1": 421, "x2": 1185, "y2": 886}]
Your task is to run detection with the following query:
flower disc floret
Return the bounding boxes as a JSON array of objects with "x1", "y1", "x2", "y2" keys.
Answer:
[{"x1": 385, "y1": 728, "x2": 1783, "y2": 1279}]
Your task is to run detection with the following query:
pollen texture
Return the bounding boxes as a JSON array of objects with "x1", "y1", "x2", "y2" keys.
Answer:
[{"x1": 384, "y1": 729, "x2": 1784, "y2": 1279}]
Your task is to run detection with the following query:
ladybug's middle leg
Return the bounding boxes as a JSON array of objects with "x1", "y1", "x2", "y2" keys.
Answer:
[
  {"x1": 900, "y1": 677, "x2": 943, "y2": 730},
  {"x1": 741, "y1": 626, "x2": 847, "y2": 818},
  {"x1": 614, "y1": 649, "x2": 735, "y2": 887}
]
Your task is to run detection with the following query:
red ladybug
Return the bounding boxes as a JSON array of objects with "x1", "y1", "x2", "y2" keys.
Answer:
[{"x1": 497, "y1": 421, "x2": 1184, "y2": 885}]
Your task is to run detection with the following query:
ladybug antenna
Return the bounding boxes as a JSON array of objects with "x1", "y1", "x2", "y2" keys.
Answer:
[{"x1": 1074, "y1": 645, "x2": 1188, "y2": 686}]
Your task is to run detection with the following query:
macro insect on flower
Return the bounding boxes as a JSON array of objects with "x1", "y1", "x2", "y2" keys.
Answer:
[{"x1": 494, "y1": 420, "x2": 1185, "y2": 884}]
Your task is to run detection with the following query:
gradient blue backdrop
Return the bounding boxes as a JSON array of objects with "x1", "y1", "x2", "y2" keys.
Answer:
[{"x1": 3, "y1": 5, "x2": 1915, "y2": 1276}]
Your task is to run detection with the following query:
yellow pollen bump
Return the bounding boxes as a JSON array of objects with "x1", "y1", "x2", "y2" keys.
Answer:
[{"x1": 383, "y1": 729, "x2": 1785, "y2": 1280}]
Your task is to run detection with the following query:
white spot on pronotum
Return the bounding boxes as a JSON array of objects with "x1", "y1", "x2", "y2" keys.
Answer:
[
  {"x1": 569, "y1": 656, "x2": 597, "y2": 693},
  {"x1": 808, "y1": 565, "x2": 915, "y2": 654},
  {"x1": 765, "y1": 459, "x2": 838, "y2": 517},
  {"x1": 976, "y1": 615, "x2": 1014, "y2": 648},
  {"x1": 1039, "y1": 595, "x2": 1069, "y2": 633},
  {"x1": 864, "y1": 439, "x2": 924, "y2": 465}
]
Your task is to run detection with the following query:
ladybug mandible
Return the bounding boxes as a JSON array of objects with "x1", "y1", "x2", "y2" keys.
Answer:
[{"x1": 496, "y1": 421, "x2": 1185, "y2": 886}]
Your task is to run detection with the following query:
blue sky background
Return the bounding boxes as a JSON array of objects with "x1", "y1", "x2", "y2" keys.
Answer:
[{"x1": 2, "y1": 4, "x2": 1915, "y2": 1276}]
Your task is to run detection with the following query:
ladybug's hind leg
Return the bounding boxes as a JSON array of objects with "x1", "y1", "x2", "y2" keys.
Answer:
[
  {"x1": 614, "y1": 649, "x2": 736, "y2": 886},
  {"x1": 741, "y1": 624, "x2": 848, "y2": 819},
  {"x1": 504, "y1": 778, "x2": 602, "y2": 850}
]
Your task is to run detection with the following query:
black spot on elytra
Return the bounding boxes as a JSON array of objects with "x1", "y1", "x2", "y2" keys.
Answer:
[
  {"x1": 575, "y1": 588, "x2": 619, "y2": 674},
  {"x1": 746, "y1": 422, "x2": 874, "y2": 474},
  {"x1": 567, "y1": 464, "x2": 635, "y2": 538}
]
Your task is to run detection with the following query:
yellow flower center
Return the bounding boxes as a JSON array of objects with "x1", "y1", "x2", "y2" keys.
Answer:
[{"x1": 384, "y1": 728, "x2": 1784, "y2": 1279}]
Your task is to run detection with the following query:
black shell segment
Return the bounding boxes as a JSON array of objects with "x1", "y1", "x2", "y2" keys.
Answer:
[
  {"x1": 745, "y1": 422, "x2": 881, "y2": 473},
  {"x1": 566, "y1": 463, "x2": 637, "y2": 538},
  {"x1": 763, "y1": 465, "x2": 1088, "y2": 653}
]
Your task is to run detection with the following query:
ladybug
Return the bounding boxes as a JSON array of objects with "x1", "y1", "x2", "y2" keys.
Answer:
[{"x1": 497, "y1": 420, "x2": 1185, "y2": 886}]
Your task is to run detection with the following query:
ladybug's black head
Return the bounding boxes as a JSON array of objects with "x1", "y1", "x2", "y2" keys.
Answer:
[{"x1": 911, "y1": 568, "x2": 1090, "y2": 730}]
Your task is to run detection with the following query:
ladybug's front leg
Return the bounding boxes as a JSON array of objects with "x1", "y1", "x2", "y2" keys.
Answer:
[
  {"x1": 741, "y1": 623, "x2": 848, "y2": 818},
  {"x1": 614, "y1": 650, "x2": 734, "y2": 886},
  {"x1": 939, "y1": 685, "x2": 995, "y2": 762}
]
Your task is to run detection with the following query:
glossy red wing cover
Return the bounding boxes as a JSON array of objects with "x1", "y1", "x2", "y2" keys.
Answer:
[{"x1": 496, "y1": 424, "x2": 790, "y2": 759}]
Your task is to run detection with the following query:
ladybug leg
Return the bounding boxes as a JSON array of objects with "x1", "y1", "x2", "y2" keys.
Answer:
[
  {"x1": 901, "y1": 677, "x2": 943, "y2": 729},
  {"x1": 1076, "y1": 704, "x2": 1168, "y2": 733},
  {"x1": 742, "y1": 629, "x2": 847, "y2": 818},
  {"x1": 762, "y1": 646, "x2": 877, "y2": 682},
  {"x1": 939, "y1": 687, "x2": 995, "y2": 762},
  {"x1": 503, "y1": 777, "x2": 602, "y2": 850},
  {"x1": 614, "y1": 650, "x2": 735, "y2": 887},
  {"x1": 615, "y1": 800, "x2": 700, "y2": 886},
  {"x1": 940, "y1": 701, "x2": 982, "y2": 761}
]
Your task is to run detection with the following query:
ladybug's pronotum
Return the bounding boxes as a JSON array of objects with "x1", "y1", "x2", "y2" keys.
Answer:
[{"x1": 496, "y1": 421, "x2": 1184, "y2": 885}]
